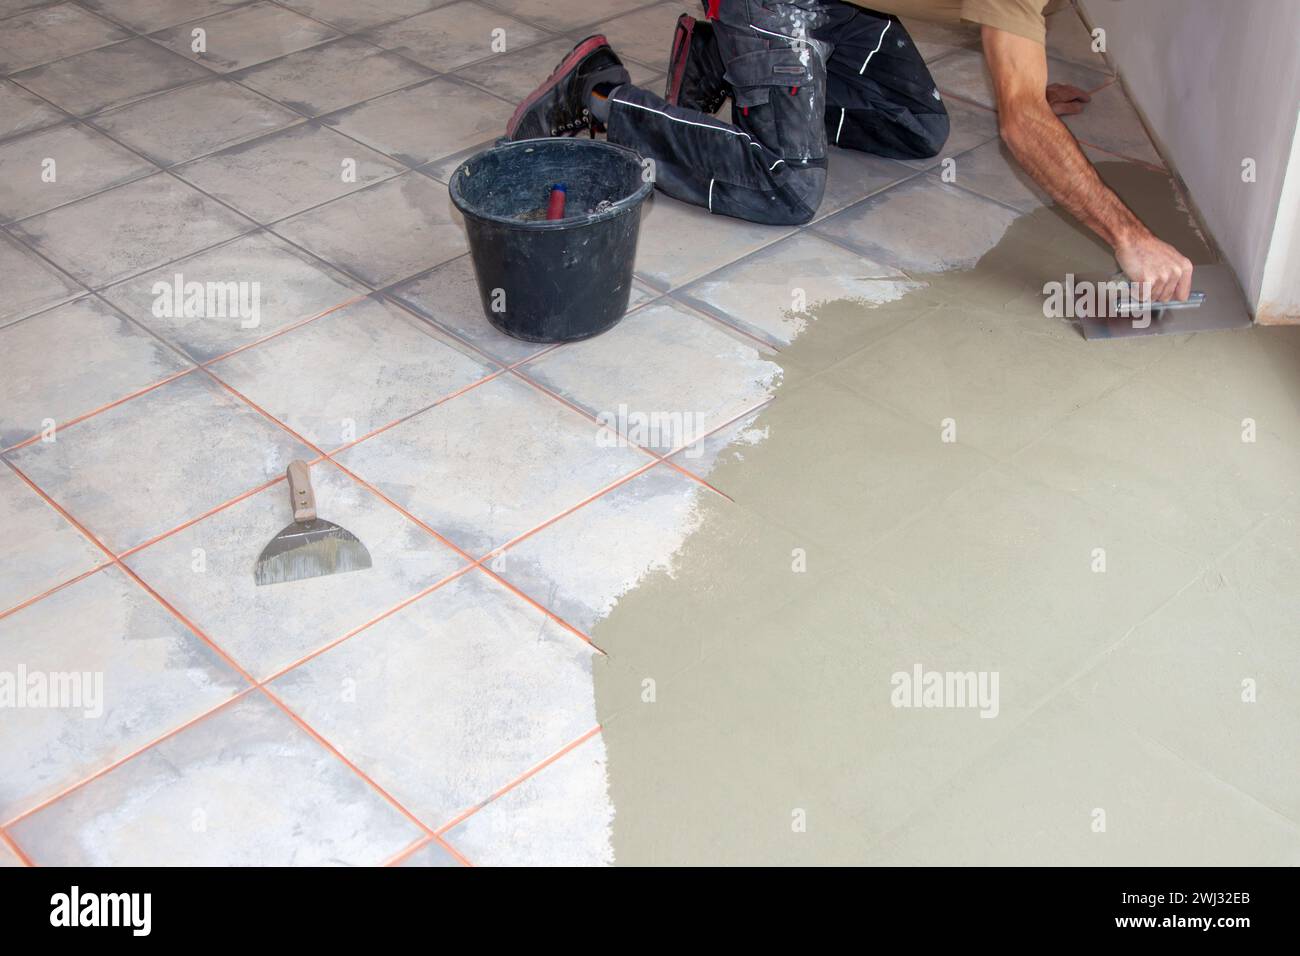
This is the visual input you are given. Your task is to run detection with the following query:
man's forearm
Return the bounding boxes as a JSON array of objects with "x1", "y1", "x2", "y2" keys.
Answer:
[{"x1": 998, "y1": 99, "x2": 1149, "y2": 249}]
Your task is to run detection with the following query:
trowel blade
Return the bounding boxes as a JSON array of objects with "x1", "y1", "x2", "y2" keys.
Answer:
[
  {"x1": 1080, "y1": 263, "x2": 1251, "y2": 340},
  {"x1": 253, "y1": 518, "x2": 372, "y2": 586}
]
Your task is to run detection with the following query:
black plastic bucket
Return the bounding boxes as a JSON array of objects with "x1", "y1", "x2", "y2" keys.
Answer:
[{"x1": 449, "y1": 138, "x2": 653, "y2": 343}]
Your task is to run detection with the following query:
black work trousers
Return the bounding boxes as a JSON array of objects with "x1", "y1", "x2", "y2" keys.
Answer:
[{"x1": 605, "y1": 0, "x2": 950, "y2": 225}]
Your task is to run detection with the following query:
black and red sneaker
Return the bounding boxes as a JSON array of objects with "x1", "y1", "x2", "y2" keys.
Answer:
[
  {"x1": 664, "y1": 14, "x2": 728, "y2": 114},
  {"x1": 506, "y1": 35, "x2": 631, "y2": 139}
]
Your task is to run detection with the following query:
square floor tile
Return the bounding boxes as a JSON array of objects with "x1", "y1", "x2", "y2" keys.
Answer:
[
  {"x1": 80, "y1": 0, "x2": 246, "y2": 32},
  {"x1": 1061, "y1": 81, "x2": 1163, "y2": 166},
  {"x1": 1009, "y1": 375, "x2": 1300, "y2": 559},
  {"x1": 390, "y1": 260, "x2": 652, "y2": 367},
  {"x1": 1071, "y1": 509, "x2": 1300, "y2": 821},
  {"x1": 11, "y1": 173, "x2": 254, "y2": 288},
  {"x1": 945, "y1": 138, "x2": 1051, "y2": 212},
  {"x1": 0, "y1": 79, "x2": 63, "y2": 140},
  {"x1": 0, "y1": 297, "x2": 190, "y2": 446},
  {"x1": 211, "y1": 295, "x2": 495, "y2": 449},
  {"x1": 930, "y1": 48, "x2": 1110, "y2": 112},
  {"x1": 1045, "y1": 6, "x2": 1111, "y2": 72},
  {"x1": 337, "y1": 374, "x2": 645, "y2": 556},
  {"x1": 271, "y1": 571, "x2": 599, "y2": 827},
  {"x1": 444, "y1": 732, "x2": 612, "y2": 865},
  {"x1": 0, "y1": 0, "x2": 53, "y2": 17},
  {"x1": 101, "y1": 231, "x2": 365, "y2": 362},
  {"x1": 324, "y1": 77, "x2": 512, "y2": 167},
  {"x1": 854, "y1": 466, "x2": 1203, "y2": 685},
  {"x1": 493, "y1": 465, "x2": 708, "y2": 634},
  {"x1": 173, "y1": 122, "x2": 405, "y2": 223},
  {"x1": 0, "y1": 3, "x2": 129, "y2": 73},
  {"x1": 400, "y1": 839, "x2": 462, "y2": 866},
  {"x1": 7, "y1": 371, "x2": 314, "y2": 553},
  {"x1": 235, "y1": 37, "x2": 434, "y2": 117},
  {"x1": 125, "y1": 459, "x2": 468, "y2": 680},
  {"x1": 454, "y1": 35, "x2": 596, "y2": 103},
  {"x1": 899, "y1": 17, "x2": 980, "y2": 62},
  {"x1": 0, "y1": 231, "x2": 84, "y2": 327},
  {"x1": 634, "y1": 193, "x2": 794, "y2": 290},
  {"x1": 870, "y1": 696, "x2": 1300, "y2": 865},
  {"x1": 0, "y1": 122, "x2": 155, "y2": 222},
  {"x1": 815, "y1": 147, "x2": 917, "y2": 221},
  {"x1": 149, "y1": 1, "x2": 340, "y2": 73},
  {"x1": 386, "y1": 255, "x2": 550, "y2": 366},
  {"x1": 813, "y1": 176, "x2": 1020, "y2": 275},
  {"x1": 92, "y1": 79, "x2": 300, "y2": 166},
  {"x1": 277, "y1": 0, "x2": 446, "y2": 32},
  {"x1": 272, "y1": 173, "x2": 467, "y2": 286},
  {"x1": 830, "y1": 305, "x2": 1132, "y2": 458},
  {"x1": 896, "y1": 96, "x2": 1000, "y2": 170},
  {"x1": 521, "y1": 300, "x2": 780, "y2": 452},
  {"x1": 596, "y1": 2, "x2": 682, "y2": 72},
  {"x1": 363, "y1": 2, "x2": 547, "y2": 72},
  {"x1": 677, "y1": 231, "x2": 919, "y2": 348},
  {"x1": 9, "y1": 693, "x2": 423, "y2": 864},
  {"x1": 0, "y1": 466, "x2": 105, "y2": 613},
  {"x1": 0, "y1": 564, "x2": 247, "y2": 822},
  {"x1": 11, "y1": 37, "x2": 214, "y2": 117}
]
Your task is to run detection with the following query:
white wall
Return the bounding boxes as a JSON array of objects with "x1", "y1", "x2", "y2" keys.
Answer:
[{"x1": 1080, "y1": 0, "x2": 1300, "y2": 321}]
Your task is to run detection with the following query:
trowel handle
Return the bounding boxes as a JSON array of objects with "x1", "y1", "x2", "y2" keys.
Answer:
[{"x1": 286, "y1": 460, "x2": 316, "y2": 522}]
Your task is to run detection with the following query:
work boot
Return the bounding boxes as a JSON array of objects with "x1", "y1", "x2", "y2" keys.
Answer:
[
  {"x1": 506, "y1": 35, "x2": 631, "y2": 139},
  {"x1": 665, "y1": 14, "x2": 729, "y2": 114}
]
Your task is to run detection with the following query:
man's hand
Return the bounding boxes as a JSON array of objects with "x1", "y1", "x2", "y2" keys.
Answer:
[
  {"x1": 1046, "y1": 83, "x2": 1090, "y2": 116},
  {"x1": 982, "y1": 27, "x2": 1193, "y2": 300},
  {"x1": 1115, "y1": 234, "x2": 1194, "y2": 303}
]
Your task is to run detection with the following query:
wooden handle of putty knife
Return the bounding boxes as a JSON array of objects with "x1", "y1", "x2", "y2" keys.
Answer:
[{"x1": 286, "y1": 460, "x2": 316, "y2": 522}]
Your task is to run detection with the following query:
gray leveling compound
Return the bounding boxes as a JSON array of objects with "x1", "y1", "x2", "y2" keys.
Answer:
[{"x1": 254, "y1": 460, "x2": 372, "y2": 586}]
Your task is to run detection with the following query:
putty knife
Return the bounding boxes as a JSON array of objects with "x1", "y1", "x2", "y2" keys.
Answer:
[
  {"x1": 1080, "y1": 263, "x2": 1251, "y2": 340},
  {"x1": 254, "y1": 461, "x2": 372, "y2": 586}
]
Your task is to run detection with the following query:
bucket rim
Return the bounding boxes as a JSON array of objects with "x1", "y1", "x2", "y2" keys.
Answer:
[{"x1": 448, "y1": 137, "x2": 654, "y2": 230}]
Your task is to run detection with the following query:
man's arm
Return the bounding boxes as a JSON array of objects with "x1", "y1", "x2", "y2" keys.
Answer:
[{"x1": 981, "y1": 26, "x2": 1193, "y2": 301}]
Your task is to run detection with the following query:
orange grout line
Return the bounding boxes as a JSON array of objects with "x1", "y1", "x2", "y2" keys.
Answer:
[
  {"x1": 2, "y1": 691, "x2": 254, "y2": 830},
  {"x1": 506, "y1": 367, "x2": 661, "y2": 463},
  {"x1": 260, "y1": 564, "x2": 477, "y2": 682},
  {"x1": 319, "y1": 456, "x2": 480, "y2": 564},
  {"x1": 1, "y1": 365, "x2": 198, "y2": 454},
  {"x1": 0, "y1": 560, "x2": 113, "y2": 622},
  {"x1": 199, "y1": 294, "x2": 370, "y2": 368},
  {"x1": 0, "y1": 827, "x2": 35, "y2": 866},
  {"x1": 258, "y1": 685, "x2": 438, "y2": 839},
  {"x1": 318, "y1": 366, "x2": 509, "y2": 456},
  {"x1": 383, "y1": 833, "x2": 473, "y2": 868},
  {"x1": 471, "y1": 563, "x2": 604, "y2": 652},
  {"x1": 1, "y1": 291, "x2": 370, "y2": 458},
  {"x1": 5, "y1": 463, "x2": 122, "y2": 564},
  {"x1": 475, "y1": 458, "x2": 660, "y2": 564},
  {"x1": 113, "y1": 471, "x2": 305, "y2": 560},
  {"x1": 436, "y1": 726, "x2": 602, "y2": 834},
  {"x1": 118, "y1": 561, "x2": 260, "y2": 684}
]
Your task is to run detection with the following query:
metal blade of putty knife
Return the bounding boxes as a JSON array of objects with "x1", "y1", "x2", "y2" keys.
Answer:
[
  {"x1": 1080, "y1": 263, "x2": 1252, "y2": 340},
  {"x1": 254, "y1": 460, "x2": 372, "y2": 586}
]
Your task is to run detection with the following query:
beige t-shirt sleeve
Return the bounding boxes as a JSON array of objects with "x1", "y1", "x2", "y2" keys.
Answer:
[{"x1": 960, "y1": 0, "x2": 1050, "y2": 43}]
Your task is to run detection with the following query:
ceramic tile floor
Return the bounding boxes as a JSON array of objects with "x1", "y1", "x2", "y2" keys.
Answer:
[{"x1": 2, "y1": 0, "x2": 1298, "y2": 866}]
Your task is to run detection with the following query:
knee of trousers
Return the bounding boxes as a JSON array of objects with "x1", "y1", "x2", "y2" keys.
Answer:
[{"x1": 712, "y1": 164, "x2": 825, "y2": 225}]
